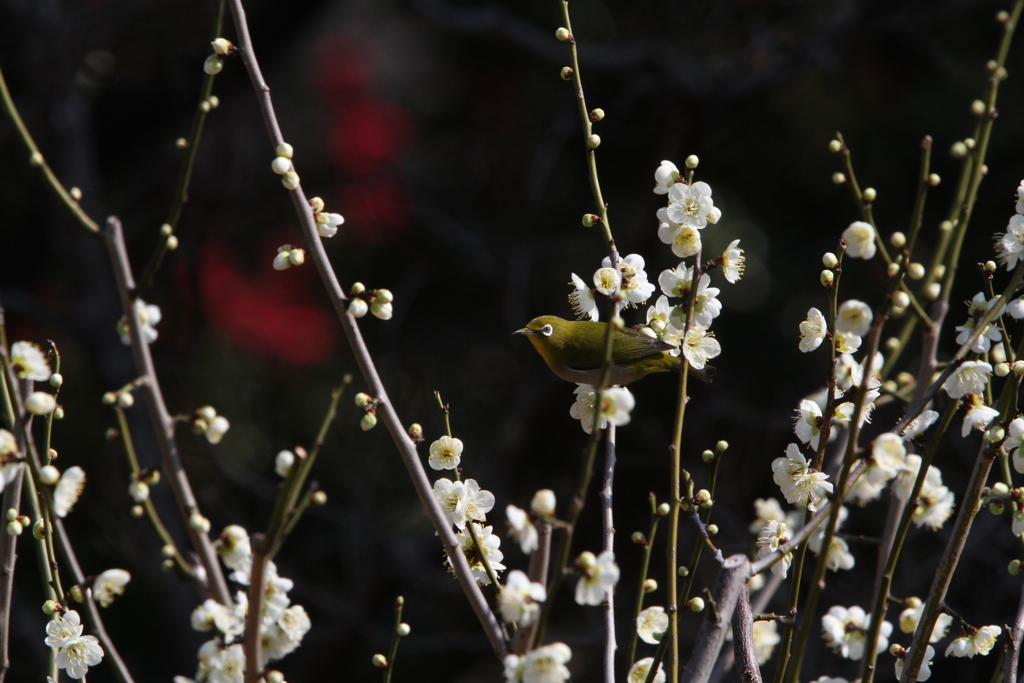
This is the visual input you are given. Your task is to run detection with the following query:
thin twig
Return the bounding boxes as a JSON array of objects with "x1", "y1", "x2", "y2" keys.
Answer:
[
  {"x1": 601, "y1": 424, "x2": 616, "y2": 683},
  {"x1": 103, "y1": 217, "x2": 231, "y2": 605},
  {"x1": 224, "y1": 0, "x2": 506, "y2": 654},
  {"x1": 242, "y1": 535, "x2": 268, "y2": 683}
]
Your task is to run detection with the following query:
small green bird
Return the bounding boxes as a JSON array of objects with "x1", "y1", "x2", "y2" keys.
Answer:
[{"x1": 515, "y1": 315, "x2": 692, "y2": 386}]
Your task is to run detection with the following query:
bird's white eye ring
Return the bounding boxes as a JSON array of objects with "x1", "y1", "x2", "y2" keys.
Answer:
[{"x1": 541, "y1": 324, "x2": 553, "y2": 337}]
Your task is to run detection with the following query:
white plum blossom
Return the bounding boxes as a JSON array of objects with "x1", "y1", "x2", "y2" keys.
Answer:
[
  {"x1": 794, "y1": 399, "x2": 823, "y2": 449},
  {"x1": 799, "y1": 308, "x2": 827, "y2": 353},
  {"x1": 902, "y1": 410, "x2": 940, "y2": 441},
  {"x1": 569, "y1": 384, "x2": 604, "y2": 434},
  {"x1": 757, "y1": 520, "x2": 792, "y2": 578},
  {"x1": 912, "y1": 478, "x2": 955, "y2": 530},
  {"x1": 636, "y1": 606, "x2": 669, "y2": 644},
  {"x1": 659, "y1": 224, "x2": 702, "y2": 258},
  {"x1": 961, "y1": 403, "x2": 999, "y2": 437},
  {"x1": 428, "y1": 435, "x2": 463, "y2": 471},
  {"x1": 205, "y1": 416, "x2": 230, "y2": 444},
  {"x1": 628, "y1": 658, "x2": 666, "y2": 683},
  {"x1": 432, "y1": 478, "x2": 495, "y2": 530},
  {"x1": 454, "y1": 523, "x2": 505, "y2": 585},
  {"x1": 653, "y1": 160, "x2": 680, "y2": 194},
  {"x1": 895, "y1": 645, "x2": 935, "y2": 682},
  {"x1": 1017, "y1": 179, "x2": 1024, "y2": 214},
  {"x1": 52, "y1": 466, "x2": 86, "y2": 518},
  {"x1": 955, "y1": 292, "x2": 1004, "y2": 352},
  {"x1": 503, "y1": 642, "x2": 572, "y2": 683},
  {"x1": 820, "y1": 605, "x2": 891, "y2": 660},
  {"x1": 646, "y1": 295, "x2": 674, "y2": 333},
  {"x1": 997, "y1": 214, "x2": 1024, "y2": 270},
  {"x1": 943, "y1": 361, "x2": 992, "y2": 399},
  {"x1": 946, "y1": 625, "x2": 1002, "y2": 658},
  {"x1": 1007, "y1": 417, "x2": 1024, "y2": 473},
  {"x1": 568, "y1": 273, "x2": 598, "y2": 321},
  {"x1": 93, "y1": 569, "x2": 131, "y2": 607},
  {"x1": 899, "y1": 602, "x2": 953, "y2": 643},
  {"x1": 833, "y1": 330, "x2": 861, "y2": 354},
  {"x1": 836, "y1": 300, "x2": 873, "y2": 337},
  {"x1": 506, "y1": 505, "x2": 538, "y2": 554},
  {"x1": 659, "y1": 262, "x2": 694, "y2": 298},
  {"x1": 25, "y1": 391, "x2": 56, "y2": 415},
  {"x1": 599, "y1": 386, "x2": 635, "y2": 427},
  {"x1": 10, "y1": 341, "x2": 50, "y2": 380},
  {"x1": 772, "y1": 444, "x2": 833, "y2": 511},
  {"x1": 681, "y1": 325, "x2": 721, "y2": 370},
  {"x1": 842, "y1": 221, "x2": 877, "y2": 259},
  {"x1": 663, "y1": 181, "x2": 718, "y2": 230},
  {"x1": 869, "y1": 433, "x2": 907, "y2": 484},
  {"x1": 217, "y1": 525, "x2": 251, "y2": 569},
  {"x1": 575, "y1": 550, "x2": 619, "y2": 606},
  {"x1": 593, "y1": 267, "x2": 620, "y2": 296},
  {"x1": 498, "y1": 570, "x2": 546, "y2": 626},
  {"x1": 749, "y1": 497, "x2": 788, "y2": 533},
  {"x1": 720, "y1": 239, "x2": 745, "y2": 283},
  {"x1": 809, "y1": 530, "x2": 855, "y2": 572},
  {"x1": 603, "y1": 254, "x2": 655, "y2": 306},
  {"x1": 120, "y1": 299, "x2": 162, "y2": 345},
  {"x1": 752, "y1": 620, "x2": 781, "y2": 665}
]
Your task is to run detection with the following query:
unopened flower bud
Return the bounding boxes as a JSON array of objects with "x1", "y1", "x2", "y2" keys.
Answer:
[
  {"x1": 993, "y1": 482, "x2": 1010, "y2": 495},
  {"x1": 372, "y1": 654, "x2": 388, "y2": 669},
  {"x1": 355, "y1": 393, "x2": 372, "y2": 408},
  {"x1": 631, "y1": 531, "x2": 646, "y2": 545},
  {"x1": 1014, "y1": 360, "x2": 1024, "y2": 377},
  {"x1": 4, "y1": 509, "x2": 15, "y2": 522},
  {"x1": 288, "y1": 249, "x2": 305, "y2": 266},
  {"x1": 166, "y1": 235, "x2": 179, "y2": 250},
  {"x1": 189, "y1": 513, "x2": 211, "y2": 534},
  {"x1": 887, "y1": 262, "x2": 900, "y2": 278},
  {"x1": 560, "y1": 66, "x2": 573, "y2": 80},
  {"x1": 678, "y1": 566, "x2": 689, "y2": 577},
  {"x1": 531, "y1": 489, "x2": 556, "y2": 517},
  {"x1": 893, "y1": 291, "x2": 910, "y2": 309},
  {"x1": 707, "y1": 523, "x2": 719, "y2": 535},
  {"x1": 928, "y1": 173, "x2": 940, "y2": 186},
  {"x1": 273, "y1": 251, "x2": 292, "y2": 271},
  {"x1": 29, "y1": 152, "x2": 43, "y2": 167},
  {"x1": 211, "y1": 38, "x2": 232, "y2": 55},
  {"x1": 862, "y1": 187, "x2": 876, "y2": 202},
  {"x1": 832, "y1": 172, "x2": 846, "y2": 184},
  {"x1": 996, "y1": 362, "x2": 1011, "y2": 377},
  {"x1": 43, "y1": 600, "x2": 58, "y2": 615},
  {"x1": 396, "y1": 622, "x2": 411, "y2": 637},
  {"x1": 117, "y1": 391, "x2": 134, "y2": 408},
  {"x1": 408, "y1": 423, "x2": 423, "y2": 440},
  {"x1": 281, "y1": 171, "x2": 300, "y2": 190},
  {"x1": 923, "y1": 282, "x2": 941, "y2": 301},
  {"x1": 33, "y1": 519, "x2": 46, "y2": 538},
  {"x1": 820, "y1": 270, "x2": 834, "y2": 287},
  {"x1": 951, "y1": 141, "x2": 968, "y2": 158},
  {"x1": 39, "y1": 466, "x2": 60, "y2": 486},
  {"x1": 49, "y1": 373, "x2": 63, "y2": 388},
  {"x1": 69, "y1": 187, "x2": 82, "y2": 201},
  {"x1": 657, "y1": 502, "x2": 670, "y2": 517},
  {"x1": 271, "y1": 156, "x2": 291, "y2": 175},
  {"x1": 582, "y1": 214, "x2": 599, "y2": 227},
  {"x1": 375, "y1": 289, "x2": 394, "y2": 304},
  {"x1": 889, "y1": 644, "x2": 904, "y2": 657},
  {"x1": 828, "y1": 139, "x2": 842, "y2": 153},
  {"x1": 199, "y1": 100, "x2": 211, "y2": 113},
  {"x1": 643, "y1": 578, "x2": 658, "y2": 593},
  {"x1": 53, "y1": 407, "x2": 64, "y2": 420},
  {"x1": 265, "y1": 672, "x2": 285, "y2": 683},
  {"x1": 694, "y1": 489, "x2": 711, "y2": 507},
  {"x1": 129, "y1": 481, "x2": 150, "y2": 503},
  {"x1": 555, "y1": 27, "x2": 570, "y2": 41},
  {"x1": 276, "y1": 143, "x2": 294, "y2": 159},
  {"x1": 130, "y1": 505, "x2": 144, "y2": 518},
  {"x1": 985, "y1": 426, "x2": 1005, "y2": 444},
  {"x1": 6, "y1": 521, "x2": 21, "y2": 536},
  {"x1": 312, "y1": 491, "x2": 327, "y2": 505},
  {"x1": 965, "y1": 137, "x2": 976, "y2": 149},
  {"x1": 990, "y1": 500, "x2": 1005, "y2": 515},
  {"x1": 890, "y1": 231, "x2": 906, "y2": 248},
  {"x1": 348, "y1": 299, "x2": 368, "y2": 318},
  {"x1": 370, "y1": 301, "x2": 393, "y2": 320},
  {"x1": 162, "y1": 558, "x2": 175, "y2": 571},
  {"x1": 589, "y1": 108, "x2": 604, "y2": 122},
  {"x1": 985, "y1": 260, "x2": 997, "y2": 273},
  {"x1": 907, "y1": 262, "x2": 925, "y2": 279},
  {"x1": 822, "y1": 252, "x2": 838, "y2": 268},
  {"x1": 25, "y1": 392, "x2": 56, "y2": 415},
  {"x1": 586, "y1": 134, "x2": 601, "y2": 149},
  {"x1": 685, "y1": 155, "x2": 699, "y2": 169},
  {"x1": 701, "y1": 449, "x2": 714, "y2": 463},
  {"x1": 360, "y1": 413, "x2": 377, "y2": 431},
  {"x1": 718, "y1": 443, "x2": 730, "y2": 456},
  {"x1": 688, "y1": 597, "x2": 705, "y2": 612},
  {"x1": 203, "y1": 55, "x2": 224, "y2": 75},
  {"x1": 971, "y1": 99, "x2": 986, "y2": 116},
  {"x1": 175, "y1": 138, "x2": 188, "y2": 149},
  {"x1": 69, "y1": 585, "x2": 84, "y2": 603}
]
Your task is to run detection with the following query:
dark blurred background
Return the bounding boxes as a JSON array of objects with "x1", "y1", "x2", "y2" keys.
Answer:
[{"x1": 2, "y1": 0, "x2": 1024, "y2": 680}]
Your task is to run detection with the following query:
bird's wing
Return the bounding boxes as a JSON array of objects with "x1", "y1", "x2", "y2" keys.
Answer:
[{"x1": 611, "y1": 328, "x2": 678, "y2": 362}]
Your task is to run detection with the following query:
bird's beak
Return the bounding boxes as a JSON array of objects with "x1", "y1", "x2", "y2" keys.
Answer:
[{"x1": 513, "y1": 327, "x2": 532, "y2": 336}]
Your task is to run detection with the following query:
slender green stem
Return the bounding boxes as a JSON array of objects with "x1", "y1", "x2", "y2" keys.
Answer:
[
  {"x1": 136, "y1": 0, "x2": 227, "y2": 294},
  {"x1": 383, "y1": 597, "x2": 406, "y2": 683},
  {"x1": 627, "y1": 495, "x2": 662, "y2": 669},
  {"x1": 0, "y1": 66, "x2": 99, "y2": 235}
]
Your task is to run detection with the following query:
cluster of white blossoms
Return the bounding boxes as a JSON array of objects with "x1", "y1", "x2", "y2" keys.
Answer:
[
  {"x1": 568, "y1": 252, "x2": 655, "y2": 321},
  {"x1": 11, "y1": 340, "x2": 62, "y2": 416},
  {"x1": 44, "y1": 610, "x2": 104, "y2": 679},
  {"x1": 191, "y1": 406, "x2": 231, "y2": 445},
  {"x1": 820, "y1": 605, "x2": 892, "y2": 661},
  {"x1": 187, "y1": 525, "x2": 311, "y2": 682},
  {"x1": 750, "y1": 497, "x2": 853, "y2": 579}
]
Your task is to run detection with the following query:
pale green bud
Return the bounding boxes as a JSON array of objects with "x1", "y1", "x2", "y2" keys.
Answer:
[
  {"x1": 560, "y1": 66, "x2": 573, "y2": 80},
  {"x1": 820, "y1": 270, "x2": 834, "y2": 287},
  {"x1": 688, "y1": 597, "x2": 705, "y2": 612},
  {"x1": 276, "y1": 142, "x2": 294, "y2": 159},
  {"x1": 39, "y1": 466, "x2": 60, "y2": 486},
  {"x1": 832, "y1": 172, "x2": 846, "y2": 185},
  {"x1": 822, "y1": 252, "x2": 838, "y2": 268},
  {"x1": 397, "y1": 623, "x2": 411, "y2": 637},
  {"x1": 928, "y1": 173, "x2": 940, "y2": 186},
  {"x1": 951, "y1": 141, "x2": 968, "y2": 159},
  {"x1": 6, "y1": 521, "x2": 21, "y2": 536},
  {"x1": 586, "y1": 134, "x2": 601, "y2": 149},
  {"x1": 1011, "y1": 559, "x2": 1022, "y2": 575},
  {"x1": 631, "y1": 531, "x2": 646, "y2": 545},
  {"x1": 863, "y1": 187, "x2": 876, "y2": 202},
  {"x1": 701, "y1": 449, "x2": 715, "y2": 463},
  {"x1": 354, "y1": 392, "x2": 372, "y2": 408},
  {"x1": 685, "y1": 155, "x2": 699, "y2": 169},
  {"x1": 203, "y1": 55, "x2": 223, "y2": 75},
  {"x1": 890, "y1": 231, "x2": 906, "y2": 248},
  {"x1": 643, "y1": 578, "x2": 657, "y2": 593},
  {"x1": 361, "y1": 413, "x2": 377, "y2": 431},
  {"x1": 893, "y1": 291, "x2": 910, "y2": 309},
  {"x1": 907, "y1": 262, "x2": 925, "y2": 279},
  {"x1": 211, "y1": 38, "x2": 232, "y2": 55},
  {"x1": 312, "y1": 491, "x2": 327, "y2": 506},
  {"x1": 281, "y1": 171, "x2": 300, "y2": 190},
  {"x1": 707, "y1": 523, "x2": 719, "y2": 535},
  {"x1": 555, "y1": 27, "x2": 570, "y2": 41},
  {"x1": 43, "y1": 600, "x2": 58, "y2": 615},
  {"x1": 828, "y1": 139, "x2": 842, "y2": 153},
  {"x1": 372, "y1": 654, "x2": 388, "y2": 669},
  {"x1": 69, "y1": 585, "x2": 84, "y2": 603},
  {"x1": 589, "y1": 108, "x2": 604, "y2": 122},
  {"x1": 656, "y1": 502, "x2": 670, "y2": 517}
]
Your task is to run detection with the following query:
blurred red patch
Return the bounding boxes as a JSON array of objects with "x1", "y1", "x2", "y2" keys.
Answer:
[
  {"x1": 198, "y1": 240, "x2": 336, "y2": 366},
  {"x1": 337, "y1": 177, "x2": 412, "y2": 246}
]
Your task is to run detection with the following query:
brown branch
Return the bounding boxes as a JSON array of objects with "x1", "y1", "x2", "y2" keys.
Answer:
[
  {"x1": 730, "y1": 584, "x2": 762, "y2": 683},
  {"x1": 680, "y1": 554, "x2": 750, "y2": 683},
  {"x1": 223, "y1": 0, "x2": 506, "y2": 656},
  {"x1": 243, "y1": 536, "x2": 269, "y2": 683},
  {"x1": 102, "y1": 217, "x2": 231, "y2": 605}
]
